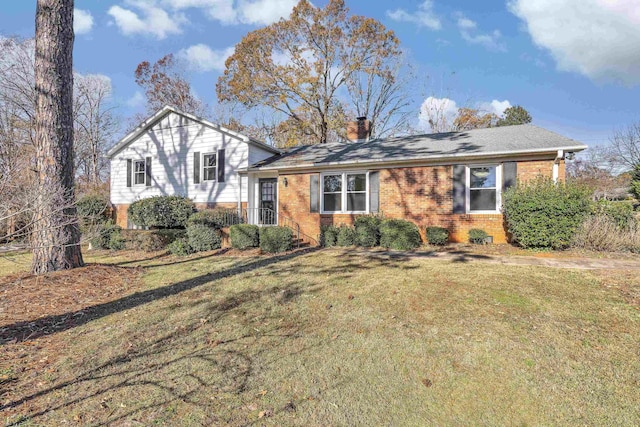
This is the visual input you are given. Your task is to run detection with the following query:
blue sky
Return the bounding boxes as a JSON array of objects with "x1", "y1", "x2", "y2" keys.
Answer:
[{"x1": 1, "y1": 0, "x2": 639, "y2": 148}]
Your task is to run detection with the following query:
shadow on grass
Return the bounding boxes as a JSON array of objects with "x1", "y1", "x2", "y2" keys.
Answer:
[
  {"x1": 348, "y1": 247, "x2": 494, "y2": 264},
  {"x1": 2, "y1": 281, "x2": 326, "y2": 425},
  {"x1": 444, "y1": 250, "x2": 493, "y2": 263},
  {"x1": 0, "y1": 248, "x2": 319, "y2": 345},
  {"x1": 2, "y1": 247, "x2": 424, "y2": 424}
]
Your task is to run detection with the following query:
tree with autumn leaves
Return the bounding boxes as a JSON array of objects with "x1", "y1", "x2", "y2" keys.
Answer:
[
  {"x1": 135, "y1": 54, "x2": 207, "y2": 117},
  {"x1": 216, "y1": 0, "x2": 412, "y2": 146}
]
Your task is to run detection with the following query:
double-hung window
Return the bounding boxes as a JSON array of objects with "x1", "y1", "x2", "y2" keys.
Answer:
[
  {"x1": 467, "y1": 165, "x2": 501, "y2": 213},
  {"x1": 203, "y1": 153, "x2": 217, "y2": 182},
  {"x1": 322, "y1": 172, "x2": 368, "y2": 213},
  {"x1": 346, "y1": 173, "x2": 366, "y2": 211},
  {"x1": 323, "y1": 174, "x2": 342, "y2": 212},
  {"x1": 134, "y1": 160, "x2": 146, "y2": 185}
]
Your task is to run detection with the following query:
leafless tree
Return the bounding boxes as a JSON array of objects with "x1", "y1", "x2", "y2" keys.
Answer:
[
  {"x1": 567, "y1": 146, "x2": 630, "y2": 200},
  {"x1": 347, "y1": 55, "x2": 417, "y2": 138},
  {"x1": 0, "y1": 37, "x2": 37, "y2": 144},
  {"x1": 74, "y1": 74, "x2": 119, "y2": 186},
  {"x1": 610, "y1": 121, "x2": 640, "y2": 170}
]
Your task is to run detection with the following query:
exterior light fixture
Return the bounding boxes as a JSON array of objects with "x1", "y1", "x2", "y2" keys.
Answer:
[{"x1": 283, "y1": 177, "x2": 288, "y2": 187}]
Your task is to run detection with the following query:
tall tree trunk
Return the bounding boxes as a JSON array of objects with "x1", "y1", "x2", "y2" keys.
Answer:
[{"x1": 31, "y1": 0, "x2": 84, "y2": 274}]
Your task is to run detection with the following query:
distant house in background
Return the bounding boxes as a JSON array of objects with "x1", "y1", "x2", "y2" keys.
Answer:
[{"x1": 108, "y1": 106, "x2": 587, "y2": 243}]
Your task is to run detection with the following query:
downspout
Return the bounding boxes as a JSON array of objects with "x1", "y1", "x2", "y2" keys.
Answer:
[
  {"x1": 237, "y1": 174, "x2": 242, "y2": 216},
  {"x1": 552, "y1": 149, "x2": 564, "y2": 183}
]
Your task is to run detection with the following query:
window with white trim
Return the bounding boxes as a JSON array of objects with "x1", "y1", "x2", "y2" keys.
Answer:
[
  {"x1": 467, "y1": 165, "x2": 501, "y2": 213},
  {"x1": 133, "y1": 160, "x2": 146, "y2": 185},
  {"x1": 203, "y1": 153, "x2": 217, "y2": 181},
  {"x1": 346, "y1": 173, "x2": 366, "y2": 211},
  {"x1": 321, "y1": 172, "x2": 368, "y2": 213}
]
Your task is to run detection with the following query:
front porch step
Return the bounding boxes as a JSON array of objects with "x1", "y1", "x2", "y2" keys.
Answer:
[{"x1": 292, "y1": 238, "x2": 311, "y2": 248}]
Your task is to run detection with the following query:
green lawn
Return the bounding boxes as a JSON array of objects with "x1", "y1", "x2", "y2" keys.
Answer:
[{"x1": 1, "y1": 248, "x2": 639, "y2": 426}]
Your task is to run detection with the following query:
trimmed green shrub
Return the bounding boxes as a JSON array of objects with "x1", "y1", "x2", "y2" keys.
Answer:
[
  {"x1": 128, "y1": 196, "x2": 195, "y2": 228},
  {"x1": 188, "y1": 208, "x2": 243, "y2": 229},
  {"x1": 354, "y1": 215, "x2": 382, "y2": 247},
  {"x1": 187, "y1": 224, "x2": 222, "y2": 252},
  {"x1": 337, "y1": 225, "x2": 357, "y2": 246},
  {"x1": 426, "y1": 226, "x2": 449, "y2": 245},
  {"x1": 593, "y1": 200, "x2": 636, "y2": 229},
  {"x1": 468, "y1": 228, "x2": 489, "y2": 244},
  {"x1": 320, "y1": 225, "x2": 339, "y2": 247},
  {"x1": 77, "y1": 194, "x2": 110, "y2": 231},
  {"x1": 120, "y1": 229, "x2": 186, "y2": 251},
  {"x1": 503, "y1": 177, "x2": 592, "y2": 249},
  {"x1": 230, "y1": 224, "x2": 260, "y2": 249},
  {"x1": 260, "y1": 226, "x2": 293, "y2": 253},
  {"x1": 90, "y1": 221, "x2": 122, "y2": 250},
  {"x1": 108, "y1": 232, "x2": 126, "y2": 251},
  {"x1": 380, "y1": 219, "x2": 421, "y2": 250},
  {"x1": 168, "y1": 238, "x2": 194, "y2": 256}
]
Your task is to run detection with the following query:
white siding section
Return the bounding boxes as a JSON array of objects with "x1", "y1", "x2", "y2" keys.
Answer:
[
  {"x1": 249, "y1": 144, "x2": 277, "y2": 166},
  {"x1": 110, "y1": 112, "x2": 254, "y2": 205}
]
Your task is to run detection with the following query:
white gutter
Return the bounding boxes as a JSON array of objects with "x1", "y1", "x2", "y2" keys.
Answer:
[{"x1": 237, "y1": 174, "x2": 242, "y2": 214}]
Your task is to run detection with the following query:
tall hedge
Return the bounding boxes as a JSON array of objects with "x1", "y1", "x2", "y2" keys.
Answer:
[
  {"x1": 503, "y1": 177, "x2": 592, "y2": 249},
  {"x1": 128, "y1": 196, "x2": 195, "y2": 228}
]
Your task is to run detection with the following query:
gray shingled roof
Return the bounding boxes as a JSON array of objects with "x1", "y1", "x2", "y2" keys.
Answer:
[{"x1": 248, "y1": 124, "x2": 586, "y2": 171}]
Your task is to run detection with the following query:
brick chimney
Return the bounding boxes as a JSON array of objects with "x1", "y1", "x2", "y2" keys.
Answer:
[{"x1": 347, "y1": 116, "x2": 371, "y2": 142}]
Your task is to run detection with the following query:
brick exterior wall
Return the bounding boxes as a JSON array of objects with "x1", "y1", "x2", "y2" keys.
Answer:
[
  {"x1": 113, "y1": 204, "x2": 129, "y2": 228},
  {"x1": 278, "y1": 159, "x2": 558, "y2": 245},
  {"x1": 518, "y1": 160, "x2": 554, "y2": 182}
]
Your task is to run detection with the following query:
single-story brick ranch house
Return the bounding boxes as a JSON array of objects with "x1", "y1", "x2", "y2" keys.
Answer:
[{"x1": 107, "y1": 106, "x2": 587, "y2": 244}]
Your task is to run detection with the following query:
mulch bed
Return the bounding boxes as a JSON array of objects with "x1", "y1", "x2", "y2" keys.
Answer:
[
  {"x1": 0, "y1": 264, "x2": 145, "y2": 417},
  {"x1": 0, "y1": 264, "x2": 143, "y2": 345}
]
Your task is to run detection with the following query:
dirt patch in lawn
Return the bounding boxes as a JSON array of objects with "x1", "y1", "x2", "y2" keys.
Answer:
[{"x1": 0, "y1": 264, "x2": 143, "y2": 344}]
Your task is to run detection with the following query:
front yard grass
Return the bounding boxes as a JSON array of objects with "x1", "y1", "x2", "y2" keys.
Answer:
[{"x1": 1, "y1": 248, "x2": 639, "y2": 425}]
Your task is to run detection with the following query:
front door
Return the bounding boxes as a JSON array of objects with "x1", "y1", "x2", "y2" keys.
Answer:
[{"x1": 258, "y1": 178, "x2": 277, "y2": 225}]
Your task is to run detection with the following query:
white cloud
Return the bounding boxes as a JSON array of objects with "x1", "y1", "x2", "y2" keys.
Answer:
[
  {"x1": 456, "y1": 14, "x2": 505, "y2": 52},
  {"x1": 126, "y1": 91, "x2": 146, "y2": 108},
  {"x1": 108, "y1": 1, "x2": 185, "y2": 39},
  {"x1": 238, "y1": 0, "x2": 297, "y2": 26},
  {"x1": 163, "y1": 0, "x2": 237, "y2": 24},
  {"x1": 179, "y1": 44, "x2": 235, "y2": 72},
  {"x1": 162, "y1": 0, "x2": 295, "y2": 25},
  {"x1": 480, "y1": 99, "x2": 512, "y2": 116},
  {"x1": 74, "y1": 9, "x2": 94, "y2": 35},
  {"x1": 419, "y1": 97, "x2": 512, "y2": 132},
  {"x1": 387, "y1": 0, "x2": 441, "y2": 30},
  {"x1": 419, "y1": 96, "x2": 459, "y2": 132},
  {"x1": 508, "y1": 0, "x2": 640, "y2": 85}
]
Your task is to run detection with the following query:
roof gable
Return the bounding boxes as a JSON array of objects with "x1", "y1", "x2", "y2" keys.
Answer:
[{"x1": 106, "y1": 105, "x2": 280, "y2": 158}]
